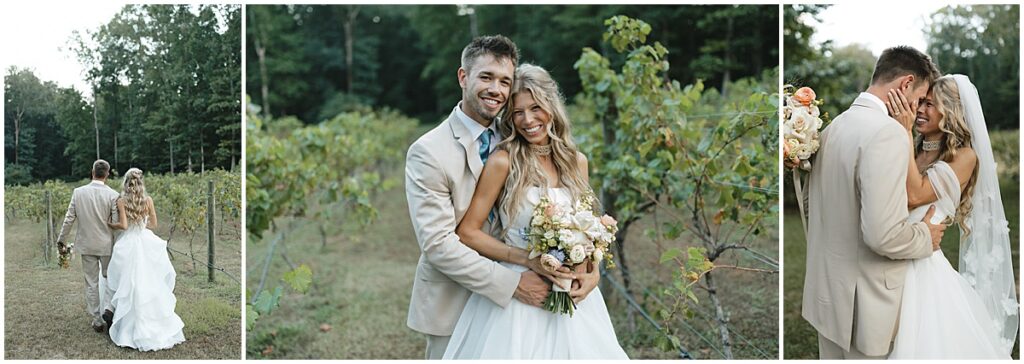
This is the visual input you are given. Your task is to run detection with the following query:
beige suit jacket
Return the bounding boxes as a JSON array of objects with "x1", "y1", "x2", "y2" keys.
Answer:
[
  {"x1": 801, "y1": 95, "x2": 934, "y2": 356},
  {"x1": 56, "y1": 180, "x2": 120, "y2": 256},
  {"x1": 405, "y1": 110, "x2": 521, "y2": 336}
]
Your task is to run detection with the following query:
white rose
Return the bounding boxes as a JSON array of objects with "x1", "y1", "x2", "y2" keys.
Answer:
[
  {"x1": 572, "y1": 231, "x2": 589, "y2": 247},
  {"x1": 569, "y1": 244, "x2": 587, "y2": 264},
  {"x1": 586, "y1": 222, "x2": 607, "y2": 241},
  {"x1": 557, "y1": 229, "x2": 574, "y2": 244},
  {"x1": 543, "y1": 230, "x2": 555, "y2": 240},
  {"x1": 795, "y1": 143, "x2": 815, "y2": 160},
  {"x1": 592, "y1": 247, "x2": 604, "y2": 262},
  {"x1": 573, "y1": 211, "x2": 603, "y2": 238},
  {"x1": 782, "y1": 107, "x2": 823, "y2": 143}
]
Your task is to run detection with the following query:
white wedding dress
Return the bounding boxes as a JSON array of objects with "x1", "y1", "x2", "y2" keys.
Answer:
[
  {"x1": 889, "y1": 162, "x2": 1010, "y2": 359},
  {"x1": 889, "y1": 76, "x2": 1018, "y2": 359},
  {"x1": 443, "y1": 187, "x2": 628, "y2": 359},
  {"x1": 106, "y1": 216, "x2": 186, "y2": 351}
]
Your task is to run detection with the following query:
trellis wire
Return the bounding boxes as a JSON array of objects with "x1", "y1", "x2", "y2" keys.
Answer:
[{"x1": 602, "y1": 270, "x2": 693, "y2": 359}]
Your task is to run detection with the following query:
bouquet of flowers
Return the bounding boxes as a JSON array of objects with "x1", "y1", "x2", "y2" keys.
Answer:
[
  {"x1": 524, "y1": 194, "x2": 617, "y2": 316},
  {"x1": 783, "y1": 86, "x2": 825, "y2": 171},
  {"x1": 58, "y1": 242, "x2": 74, "y2": 269},
  {"x1": 783, "y1": 85, "x2": 827, "y2": 234}
]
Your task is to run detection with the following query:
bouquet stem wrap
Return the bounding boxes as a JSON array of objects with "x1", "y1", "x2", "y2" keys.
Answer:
[
  {"x1": 545, "y1": 278, "x2": 576, "y2": 316},
  {"x1": 553, "y1": 278, "x2": 572, "y2": 293},
  {"x1": 792, "y1": 169, "x2": 808, "y2": 236}
]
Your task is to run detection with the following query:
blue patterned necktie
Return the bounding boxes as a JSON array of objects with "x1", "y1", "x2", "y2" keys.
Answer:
[
  {"x1": 479, "y1": 128, "x2": 493, "y2": 165},
  {"x1": 479, "y1": 128, "x2": 496, "y2": 222}
]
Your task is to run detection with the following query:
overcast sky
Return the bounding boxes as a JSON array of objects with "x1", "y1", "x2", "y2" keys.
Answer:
[
  {"x1": 809, "y1": 3, "x2": 949, "y2": 57},
  {"x1": 1, "y1": 2, "x2": 124, "y2": 99}
]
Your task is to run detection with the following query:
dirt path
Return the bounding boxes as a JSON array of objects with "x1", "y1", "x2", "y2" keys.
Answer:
[{"x1": 4, "y1": 216, "x2": 242, "y2": 359}]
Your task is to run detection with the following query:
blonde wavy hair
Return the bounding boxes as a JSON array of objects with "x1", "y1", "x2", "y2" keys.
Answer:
[
  {"x1": 915, "y1": 76, "x2": 978, "y2": 235},
  {"x1": 496, "y1": 64, "x2": 596, "y2": 223},
  {"x1": 120, "y1": 168, "x2": 149, "y2": 225}
]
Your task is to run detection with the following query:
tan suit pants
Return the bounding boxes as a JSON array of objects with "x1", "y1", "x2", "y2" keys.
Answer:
[
  {"x1": 425, "y1": 334, "x2": 451, "y2": 359},
  {"x1": 818, "y1": 332, "x2": 889, "y2": 359},
  {"x1": 81, "y1": 254, "x2": 114, "y2": 325}
]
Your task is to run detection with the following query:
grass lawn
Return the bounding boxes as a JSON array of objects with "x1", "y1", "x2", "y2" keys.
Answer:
[
  {"x1": 783, "y1": 180, "x2": 1020, "y2": 359},
  {"x1": 246, "y1": 165, "x2": 779, "y2": 359},
  {"x1": 4, "y1": 196, "x2": 242, "y2": 359}
]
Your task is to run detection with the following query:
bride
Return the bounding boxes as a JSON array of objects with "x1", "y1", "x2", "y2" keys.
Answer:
[
  {"x1": 442, "y1": 64, "x2": 628, "y2": 359},
  {"x1": 885, "y1": 75, "x2": 1018, "y2": 359},
  {"x1": 106, "y1": 168, "x2": 186, "y2": 351}
]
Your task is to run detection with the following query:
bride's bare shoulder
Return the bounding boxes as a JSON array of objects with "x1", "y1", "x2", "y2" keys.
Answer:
[
  {"x1": 948, "y1": 146, "x2": 978, "y2": 182},
  {"x1": 952, "y1": 147, "x2": 977, "y2": 166},
  {"x1": 488, "y1": 149, "x2": 511, "y2": 167},
  {"x1": 575, "y1": 151, "x2": 588, "y2": 165},
  {"x1": 956, "y1": 146, "x2": 976, "y2": 158}
]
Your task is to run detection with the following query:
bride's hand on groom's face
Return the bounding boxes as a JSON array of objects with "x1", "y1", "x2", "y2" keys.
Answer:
[{"x1": 886, "y1": 88, "x2": 918, "y2": 133}]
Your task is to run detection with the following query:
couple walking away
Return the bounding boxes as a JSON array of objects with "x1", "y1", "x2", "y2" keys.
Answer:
[
  {"x1": 802, "y1": 46, "x2": 1018, "y2": 359},
  {"x1": 57, "y1": 159, "x2": 185, "y2": 351},
  {"x1": 404, "y1": 35, "x2": 628, "y2": 359}
]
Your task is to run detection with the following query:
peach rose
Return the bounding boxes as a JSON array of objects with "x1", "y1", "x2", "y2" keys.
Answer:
[
  {"x1": 544, "y1": 204, "x2": 557, "y2": 217},
  {"x1": 793, "y1": 87, "x2": 816, "y2": 107},
  {"x1": 600, "y1": 214, "x2": 617, "y2": 228},
  {"x1": 540, "y1": 254, "x2": 562, "y2": 272}
]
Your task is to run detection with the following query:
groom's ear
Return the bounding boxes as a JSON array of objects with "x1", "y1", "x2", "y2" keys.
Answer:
[
  {"x1": 458, "y1": 67, "x2": 468, "y2": 89},
  {"x1": 901, "y1": 75, "x2": 916, "y2": 91}
]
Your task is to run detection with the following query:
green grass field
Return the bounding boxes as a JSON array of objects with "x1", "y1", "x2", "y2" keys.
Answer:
[
  {"x1": 783, "y1": 180, "x2": 1020, "y2": 359},
  {"x1": 245, "y1": 166, "x2": 779, "y2": 359},
  {"x1": 4, "y1": 193, "x2": 242, "y2": 359}
]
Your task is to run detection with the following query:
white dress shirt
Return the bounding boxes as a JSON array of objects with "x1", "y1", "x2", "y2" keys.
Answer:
[{"x1": 454, "y1": 102, "x2": 499, "y2": 155}]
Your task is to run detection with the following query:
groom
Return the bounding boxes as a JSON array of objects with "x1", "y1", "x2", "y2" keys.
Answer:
[
  {"x1": 802, "y1": 46, "x2": 947, "y2": 359},
  {"x1": 56, "y1": 159, "x2": 120, "y2": 333}
]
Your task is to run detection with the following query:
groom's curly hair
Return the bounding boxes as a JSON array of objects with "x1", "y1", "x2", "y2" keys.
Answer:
[
  {"x1": 461, "y1": 35, "x2": 519, "y2": 72},
  {"x1": 870, "y1": 46, "x2": 941, "y2": 86}
]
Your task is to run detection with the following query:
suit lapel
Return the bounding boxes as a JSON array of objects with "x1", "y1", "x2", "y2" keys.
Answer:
[{"x1": 448, "y1": 111, "x2": 484, "y2": 180}]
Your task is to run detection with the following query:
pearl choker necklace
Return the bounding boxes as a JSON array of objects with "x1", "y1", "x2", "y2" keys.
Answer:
[
  {"x1": 530, "y1": 144, "x2": 552, "y2": 156},
  {"x1": 922, "y1": 140, "x2": 941, "y2": 152}
]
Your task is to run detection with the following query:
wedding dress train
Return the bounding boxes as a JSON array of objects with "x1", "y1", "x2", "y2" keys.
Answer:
[{"x1": 106, "y1": 217, "x2": 185, "y2": 351}]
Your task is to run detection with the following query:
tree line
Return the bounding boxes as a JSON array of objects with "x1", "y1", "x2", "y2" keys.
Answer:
[
  {"x1": 246, "y1": 4, "x2": 778, "y2": 125},
  {"x1": 4, "y1": 4, "x2": 241, "y2": 184},
  {"x1": 784, "y1": 4, "x2": 1019, "y2": 129}
]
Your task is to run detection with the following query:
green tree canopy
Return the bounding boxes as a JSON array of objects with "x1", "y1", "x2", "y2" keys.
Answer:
[
  {"x1": 246, "y1": 5, "x2": 778, "y2": 125},
  {"x1": 4, "y1": 5, "x2": 242, "y2": 184}
]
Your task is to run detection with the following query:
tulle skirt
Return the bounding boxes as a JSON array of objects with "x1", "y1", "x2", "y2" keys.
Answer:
[
  {"x1": 106, "y1": 227, "x2": 186, "y2": 351},
  {"x1": 443, "y1": 271, "x2": 628, "y2": 359},
  {"x1": 889, "y1": 250, "x2": 1008, "y2": 359}
]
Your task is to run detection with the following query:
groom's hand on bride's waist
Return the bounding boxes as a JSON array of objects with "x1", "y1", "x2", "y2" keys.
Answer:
[
  {"x1": 921, "y1": 205, "x2": 947, "y2": 251},
  {"x1": 514, "y1": 271, "x2": 551, "y2": 307}
]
